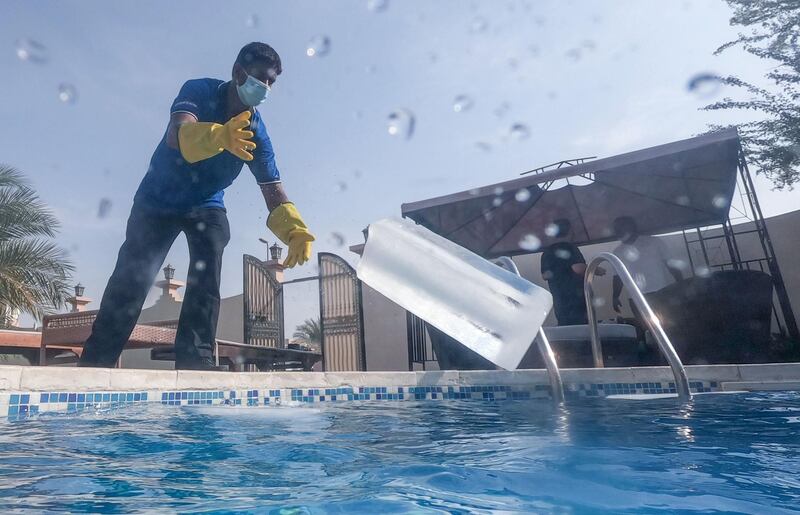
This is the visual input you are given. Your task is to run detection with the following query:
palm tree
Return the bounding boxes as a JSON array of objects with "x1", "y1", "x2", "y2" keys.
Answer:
[
  {"x1": 0, "y1": 165, "x2": 73, "y2": 325},
  {"x1": 293, "y1": 317, "x2": 322, "y2": 344}
]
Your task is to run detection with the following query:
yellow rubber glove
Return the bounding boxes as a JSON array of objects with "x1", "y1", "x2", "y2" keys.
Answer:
[
  {"x1": 267, "y1": 202, "x2": 315, "y2": 268},
  {"x1": 178, "y1": 111, "x2": 256, "y2": 163}
]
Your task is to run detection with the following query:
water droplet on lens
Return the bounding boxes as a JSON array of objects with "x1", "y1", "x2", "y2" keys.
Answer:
[
  {"x1": 494, "y1": 102, "x2": 510, "y2": 118},
  {"x1": 592, "y1": 297, "x2": 606, "y2": 308},
  {"x1": 676, "y1": 195, "x2": 690, "y2": 206},
  {"x1": 367, "y1": 0, "x2": 389, "y2": 12},
  {"x1": 387, "y1": 109, "x2": 415, "y2": 139},
  {"x1": 97, "y1": 198, "x2": 112, "y2": 219},
  {"x1": 468, "y1": 188, "x2": 481, "y2": 196},
  {"x1": 453, "y1": 94, "x2": 474, "y2": 113},
  {"x1": 544, "y1": 223, "x2": 559, "y2": 237},
  {"x1": 15, "y1": 38, "x2": 47, "y2": 64},
  {"x1": 474, "y1": 141, "x2": 492, "y2": 152},
  {"x1": 518, "y1": 234, "x2": 541, "y2": 251},
  {"x1": 554, "y1": 249, "x2": 572, "y2": 259},
  {"x1": 514, "y1": 189, "x2": 531, "y2": 202},
  {"x1": 245, "y1": 14, "x2": 259, "y2": 28},
  {"x1": 58, "y1": 83, "x2": 78, "y2": 104},
  {"x1": 306, "y1": 35, "x2": 331, "y2": 57},
  {"x1": 195, "y1": 260, "x2": 207, "y2": 271},
  {"x1": 712, "y1": 194, "x2": 728, "y2": 209},
  {"x1": 469, "y1": 16, "x2": 488, "y2": 33},
  {"x1": 694, "y1": 265, "x2": 711, "y2": 277},
  {"x1": 509, "y1": 123, "x2": 530, "y2": 141},
  {"x1": 566, "y1": 48, "x2": 582, "y2": 62},
  {"x1": 624, "y1": 248, "x2": 640, "y2": 262},
  {"x1": 329, "y1": 232, "x2": 345, "y2": 247},
  {"x1": 492, "y1": 197, "x2": 503, "y2": 207},
  {"x1": 493, "y1": 186, "x2": 504, "y2": 196},
  {"x1": 196, "y1": 222, "x2": 207, "y2": 232},
  {"x1": 687, "y1": 73, "x2": 723, "y2": 99},
  {"x1": 334, "y1": 181, "x2": 348, "y2": 193},
  {"x1": 667, "y1": 258, "x2": 688, "y2": 270}
]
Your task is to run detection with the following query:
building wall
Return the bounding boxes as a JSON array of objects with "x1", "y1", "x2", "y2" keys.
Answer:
[
  {"x1": 216, "y1": 294, "x2": 244, "y2": 343},
  {"x1": 138, "y1": 295, "x2": 182, "y2": 324},
  {"x1": 362, "y1": 284, "x2": 409, "y2": 371}
]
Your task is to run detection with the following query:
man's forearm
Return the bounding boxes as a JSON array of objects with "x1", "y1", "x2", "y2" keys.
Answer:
[{"x1": 260, "y1": 182, "x2": 289, "y2": 211}]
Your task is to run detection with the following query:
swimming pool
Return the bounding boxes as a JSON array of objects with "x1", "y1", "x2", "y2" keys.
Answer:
[{"x1": 1, "y1": 391, "x2": 798, "y2": 512}]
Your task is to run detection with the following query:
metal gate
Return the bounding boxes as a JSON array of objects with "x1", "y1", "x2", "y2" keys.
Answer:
[
  {"x1": 318, "y1": 253, "x2": 366, "y2": 371},
  {"x1": 243, "y1": 254, "x2": 284, "y2": 348}
]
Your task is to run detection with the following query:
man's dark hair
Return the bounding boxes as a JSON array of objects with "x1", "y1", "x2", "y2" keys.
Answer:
[{"x1": 236, "y1": 42, "x2": 282, "y2": 78}]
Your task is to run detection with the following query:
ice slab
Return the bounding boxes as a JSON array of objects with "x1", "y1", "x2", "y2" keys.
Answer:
[{"x1": 357, "y1": 218, "x2": 552, "y2": 370}]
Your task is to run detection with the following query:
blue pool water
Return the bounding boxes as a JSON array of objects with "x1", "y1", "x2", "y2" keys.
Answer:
[{"x1": 1, "y1": 392, "x2": 799, "y2": 513}]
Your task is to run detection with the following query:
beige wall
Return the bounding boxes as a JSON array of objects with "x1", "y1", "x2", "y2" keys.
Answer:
[
  {"x1": 362, "y1": 284, "x2": 409, "y2": 371},
  {"x1": 216, "y1": 294, "x2": 244, "y2": 343},
  {"x1": 138, "y1": 295, "x2": 182, "y2": 323}
]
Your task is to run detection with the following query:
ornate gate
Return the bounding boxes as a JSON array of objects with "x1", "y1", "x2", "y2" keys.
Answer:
[
  {"x1": 243, "y1": 254, "x2": 284, "y2": 348},
  {"x1": 318, "y1": 253, "x2": 366, "y2": 371}
]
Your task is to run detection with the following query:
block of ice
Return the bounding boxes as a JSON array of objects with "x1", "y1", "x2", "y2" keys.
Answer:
[{"x1": 357, "y1": 218, "x2": 552, "y2": 370}]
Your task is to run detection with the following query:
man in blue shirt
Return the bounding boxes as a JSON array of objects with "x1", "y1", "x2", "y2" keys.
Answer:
[{"x1": 79, "y1": 42, "x2": 315, "y2": 370}]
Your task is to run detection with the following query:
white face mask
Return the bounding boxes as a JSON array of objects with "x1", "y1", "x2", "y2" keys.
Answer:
[{"x1": 236, "y1": 73, "x2": 270, "y2": 106}]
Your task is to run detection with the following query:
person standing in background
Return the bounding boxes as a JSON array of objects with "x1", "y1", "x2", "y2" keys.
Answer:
[
  {"x1": 611, "y1": 216, "x2": 683, "y2": 319},
  {"x1": 541, "y1": 219, "x2": 592, "y2": 326}
]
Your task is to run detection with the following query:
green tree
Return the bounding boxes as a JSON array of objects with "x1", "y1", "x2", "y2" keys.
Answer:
[
  {"x1": 704, "y1": 0, "x2": 800, "y2": 189},
  {"x1": 293, "y1": 317, "x2": 322, "y2": 344},
  {"x1": 0, "y1": 165, "x2": 73, "y2": 325}
]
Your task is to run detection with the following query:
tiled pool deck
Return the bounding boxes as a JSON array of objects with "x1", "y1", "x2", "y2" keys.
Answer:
[{"x1": 1, "y1": 363, "x2": 800, "y2": 419}]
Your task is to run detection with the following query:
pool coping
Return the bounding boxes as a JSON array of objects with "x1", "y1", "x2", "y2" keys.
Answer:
[
  {"x1": 1, "y1": 363, "x2": 800, "y2": 392},
  {"x1": 1, "y1": 363, "x2": 799, "y2": 418}
]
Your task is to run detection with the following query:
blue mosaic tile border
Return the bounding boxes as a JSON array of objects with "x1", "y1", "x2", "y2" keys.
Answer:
[
  {"x1": 568, "y1": 380, "x2": 717, "y2": 397},
  {"x1": 0, "y1": 381, "x2": 719, "y2": 420},
  {"x1": 160, "y1": 389, "x2": 283, "y2": 407},
  {"x1": 5, "y1": 390, "x2": 149, "y2": 420}
]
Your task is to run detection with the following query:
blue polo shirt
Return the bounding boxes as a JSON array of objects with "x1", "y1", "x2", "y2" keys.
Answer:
[{"x1": 133, "y1": 78, "x2": 281, "y2": 213}]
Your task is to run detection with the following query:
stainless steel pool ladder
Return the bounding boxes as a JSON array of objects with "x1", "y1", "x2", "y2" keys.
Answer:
[
  {"x1": 584, "y1": 252, "x2": 692, "y2": 401},
  {"x1": 493, "y1": 257, "x2": 565, "y2": 404}
]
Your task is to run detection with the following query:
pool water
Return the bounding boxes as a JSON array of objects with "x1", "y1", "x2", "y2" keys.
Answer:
[{"x1": 1, "y1": 392, "x2": 799, "y2": 513}]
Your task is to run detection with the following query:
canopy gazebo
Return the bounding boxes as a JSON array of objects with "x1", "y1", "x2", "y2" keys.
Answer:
[{"x1": 402, "y1": 128, "x2": 798, "y2": 342}]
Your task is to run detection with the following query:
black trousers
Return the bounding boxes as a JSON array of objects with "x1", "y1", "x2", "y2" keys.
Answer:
[
  {"x1": 551, "y1": 291, "x2": 588, "y2": 326},
  {"x1": 79, "y1": 204, "x2": 230, "y2": 369}
]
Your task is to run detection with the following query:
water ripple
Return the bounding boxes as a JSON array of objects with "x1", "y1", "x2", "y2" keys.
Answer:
[{"x1": 0, "y1": 393, "x2": 798, "y2": 512}]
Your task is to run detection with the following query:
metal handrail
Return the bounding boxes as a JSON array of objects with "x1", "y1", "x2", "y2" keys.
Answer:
[
  {"x1": 584, "y1": 252, "x2": 692, "y2": 401},
  {"x1": 493, "y1": 257, "x2": 565, "y2": 404}
]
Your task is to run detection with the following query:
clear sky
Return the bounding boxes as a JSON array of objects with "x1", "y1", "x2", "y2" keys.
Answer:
[{"x1": 3, "y1": 0, "x2": 798, "y2": 332}]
